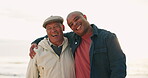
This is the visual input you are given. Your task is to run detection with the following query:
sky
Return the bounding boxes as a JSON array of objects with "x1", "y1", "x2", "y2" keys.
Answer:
[{"x1": 0, "y1": 0, "x2": 148, "y2": 59}]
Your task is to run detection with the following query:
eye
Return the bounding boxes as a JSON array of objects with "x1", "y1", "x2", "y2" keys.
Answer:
[
  {"x1": 46, "y1": 27, "x2": 52, "y2": 30},
  {"x1": 54, "y1": 25, "x2": 58, "y2": 28},
  {"x1": 74, "y1": 16, "x2": 79, "y2": 21},
  {"x1": 69, "y1": 23, "x2": 73, "y2": 27},
  {"x1": 54, "y1": 23, "x2": 61, "y2": 28}
]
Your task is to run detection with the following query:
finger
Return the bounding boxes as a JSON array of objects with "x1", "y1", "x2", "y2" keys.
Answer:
[
  {"x1": 29, "y1": 53, "x2": 33, "y2": 59},
  {"x1": 32, "y1": 43, "x2": 38, "y2": 49},
  {"x1": 35, "y1": 45, "x2": 38, "y2": 49},
  {"x1": 30, "y1": 55, "x2": 32, "y2": 58},
  {"x1": 31, "y1": 56, "x2": 33, "y2": 59}
]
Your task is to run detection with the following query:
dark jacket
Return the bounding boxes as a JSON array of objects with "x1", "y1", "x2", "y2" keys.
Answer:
[{"x1": 32, "y1": 24, "x2": 126, "y2": 78}]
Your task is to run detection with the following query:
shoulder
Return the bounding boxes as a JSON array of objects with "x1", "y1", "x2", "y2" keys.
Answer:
[
  {"x1": 34, "y1": 45, "x2": 44, "y2": 56},
  {"x1": 92, "y1": 24, "x2": 116, "y2": 39},
  {"x1": 64, "y1": 31, "x2": 79, "y2": 43},
  {"x1": 34, "y1": 38, "x2": 48, "y2": 56},
  {"x1": 100, "y1": 30, "x2": 117, "y2": 41},
  {"x1": 100, "y1": 29, "x2": 115, "y2": 36},
  {"x1": 64, "y1": 31, "x2": 75, "y2": 38}
]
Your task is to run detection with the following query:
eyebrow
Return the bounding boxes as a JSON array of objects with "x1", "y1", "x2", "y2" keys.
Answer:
[
  {"x1": 73, "y1": 16, "x2": 79, "y2": 21},
  {"x1": 68, "y1": 16, "x2": 79, "y2": 27}
]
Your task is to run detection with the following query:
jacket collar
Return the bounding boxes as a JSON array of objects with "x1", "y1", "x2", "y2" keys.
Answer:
[
  {"x1": 91, "y1": 24, "x2": 100, "y2": 37},
  {"x1": 39, "y1": 37, "x2": 68, "y2": 52}
]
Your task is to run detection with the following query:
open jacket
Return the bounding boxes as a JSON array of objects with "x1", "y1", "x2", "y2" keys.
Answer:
[
  {"x1": 27, "y1": 37, "x2": 75, "y2": 78},
  {"x1": 32, "y1": 24, "x2": 126, "y2": 78}
]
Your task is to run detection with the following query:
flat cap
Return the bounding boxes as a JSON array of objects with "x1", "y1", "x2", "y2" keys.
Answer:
[{"x1": 43, "y1": 16, "x2": 64, "y2": 28}]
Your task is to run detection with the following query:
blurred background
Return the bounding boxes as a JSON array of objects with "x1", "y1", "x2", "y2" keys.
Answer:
[{"x1": 0, "y1": 0, "x2": 148, "y2": 78}]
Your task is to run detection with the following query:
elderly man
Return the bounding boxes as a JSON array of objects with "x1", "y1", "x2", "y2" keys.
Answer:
[{"x1": 26, "y1": 16, "x2": 75, "y2": 78}]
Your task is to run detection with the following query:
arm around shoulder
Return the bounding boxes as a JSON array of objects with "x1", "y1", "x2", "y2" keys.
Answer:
[{"x1": 31, "y1": 35, "x2": 48, "y2": 44}]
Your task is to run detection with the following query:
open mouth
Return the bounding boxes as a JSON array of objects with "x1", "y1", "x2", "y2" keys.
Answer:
[
  {"x1": 76, "y1": 25, "x2": 81, "y2": 30},
  {"x1": 51, "y1": 35, "x2": 58, "y2": 37}
]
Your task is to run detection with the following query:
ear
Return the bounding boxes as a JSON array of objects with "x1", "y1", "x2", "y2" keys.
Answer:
[
  {"x1": 83, "y1": 15, "x2": 87, "y2": 20},
  {"x1": 62, "y1": 25, "x2": 65, "y2": 31}
]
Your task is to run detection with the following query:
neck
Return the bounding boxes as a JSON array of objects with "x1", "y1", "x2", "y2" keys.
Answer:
[
  {"x1": 55, "y1": 40, "x2": 64, "y2": 46},
  {"x1": 50, "y1": 38, "x2": 64, "y2": 46},
  {"x1": 85, "y1": 25, "x2": 93, "y2": 35}
]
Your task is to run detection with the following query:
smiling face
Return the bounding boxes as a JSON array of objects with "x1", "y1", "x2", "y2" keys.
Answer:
[
  {"x1": 67, "y1": 12, "x2": 91, "y2": 36},
  {"x1": 46, "y1": 22, "x2": 64, "y2": 46}
]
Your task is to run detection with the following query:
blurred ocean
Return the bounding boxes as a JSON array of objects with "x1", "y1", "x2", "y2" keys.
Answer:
[
  {"x1": 0, "y1": 39, "x2": 148, "y2": 78},
  {"x1": 0, "y1": 39, "x2": 30, "y2": 78}
]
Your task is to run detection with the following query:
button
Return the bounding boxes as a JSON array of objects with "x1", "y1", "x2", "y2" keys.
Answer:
[{"x1": 75, "y1": 42, "x2": 77, "y2": 44}]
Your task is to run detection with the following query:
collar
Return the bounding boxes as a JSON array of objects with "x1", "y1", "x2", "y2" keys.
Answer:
[
  {"x1": 91, "y1": 24, "x2": 100, "y2": 37},
  {"x1": 47, "y1": 38, "x2": 64, "y2": 47}
]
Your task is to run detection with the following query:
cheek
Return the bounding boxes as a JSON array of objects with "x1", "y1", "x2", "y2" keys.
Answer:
[
  {"x1": 71, "y1": 27, "x2": 74, "y2": 31},
  {"x1": 46, "y1": 30, "x2": 50, "y2": 34},
  {"x1": 46, "y1": 31, "x2": 51, "y2": 36},
  {"x1": 46, "y1": 29, "x2": 50, "y2": 32},
  {"x1": 70, "y1": 26, "x2": 76, "y2": 31},
  {"x1": 59, "y1": 30, "x2": 64, "y2": 35}
]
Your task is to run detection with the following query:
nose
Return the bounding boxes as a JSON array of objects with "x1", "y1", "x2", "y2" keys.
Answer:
[
  {"x1": 71, "y1": 22, "x2": 77, "y2": 31},
  {"x1": 50, "y1": 28, "x2": 57, "y2": 33}
]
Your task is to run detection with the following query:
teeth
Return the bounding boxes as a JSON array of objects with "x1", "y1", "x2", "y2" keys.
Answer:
[
  {"x1": 51, "y1": 35, "x2": 57, "y2": 37},
  {"x1": 77, "y1": 25, "x2": 81, "y2": 30}
]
